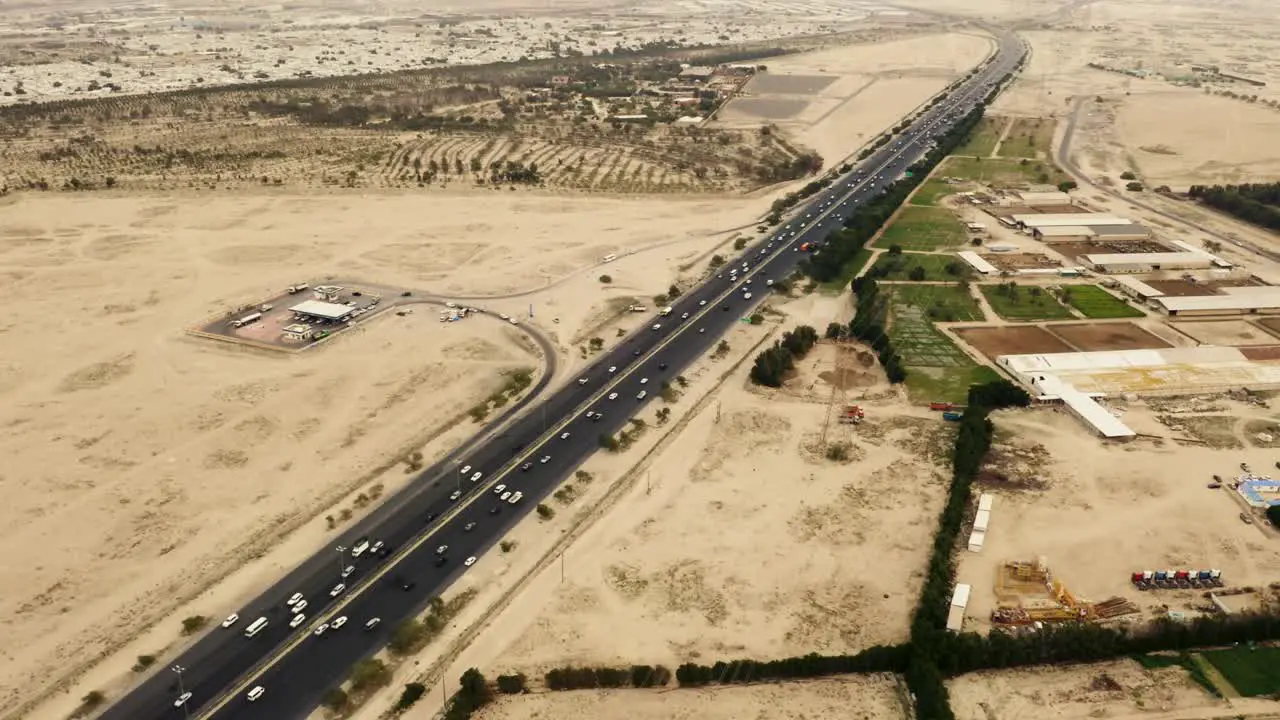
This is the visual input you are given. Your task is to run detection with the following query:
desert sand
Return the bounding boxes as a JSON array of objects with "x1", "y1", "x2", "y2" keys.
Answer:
[{"x1": 472, "y1": 675, "x2": 903, "y2": 720}]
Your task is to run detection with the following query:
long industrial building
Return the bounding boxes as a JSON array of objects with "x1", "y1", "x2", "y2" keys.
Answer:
[
  {"x1": 1013, "y1": 213, "x2": 1131, "y2": 229},
  {"x1": 1155, "y1": 289, "x2": 1280, "y2": 317}
]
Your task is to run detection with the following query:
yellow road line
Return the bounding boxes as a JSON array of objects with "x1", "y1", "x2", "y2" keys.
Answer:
[{"x1": 195, "y1": 79, "x2": 981, "y2": 718}]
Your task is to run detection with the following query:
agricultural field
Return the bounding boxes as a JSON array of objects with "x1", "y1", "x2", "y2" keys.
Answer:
[
  {"x1": 887, "y1": 285, "x2": 996, "y2": 402},
  {"x1": 954, "y1": 115, "x2": 1004, "y2": 158},
  {"x1": 1201, "y1": 646, "x2": 1280, "y2": 697},
  {"x1": 0, "y1": 64, "x2": 814, "y2": 194},
  {"x1": 910, "y1": 177, "x2": 961, "y2": 206},
  {"x1": 1060, "y1": 284, "x2": 1145, "y2": 319},
  {"x1": 955, "y1": 325, "x2": 1075, "y2": 359},
  {"x1": 979, "y1": 282, "x2": 1073, "y2": 321},
  {"x1": 867, "y1": 252, "x2": 972, "y2": 282},
  {"x1": 997, "y1": 117, "x2": 1055, "y2": 160},
  {"x1": 941, "y1": 155, "x2": 1069, "y2": 188},
  {"x1": 1048, "y1": 321, "x2": 1173, "y2": 351},
  {"x1": 874, "y1": 206, "x2": 967, "y2": 251}
]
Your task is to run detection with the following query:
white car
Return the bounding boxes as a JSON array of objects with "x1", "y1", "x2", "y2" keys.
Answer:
[
  {"x1": 290, "y1": 613, "x2": 306, "y2": 629},
  {"x1": 577, "y1": 377, "x2": 588, "y2": 385},
  {"x1": 331, "y1": 616, "x2": 348, "y2": 630},
  {"x1": 500, "y1": 491, "x2": 512, "y2": 501},
  {"x1": 175, "y1": 692, "x2": 192, "y2": 708},
  {"x1": 365, "y1": 618, "x2": 380, "y2": 631},
  {"x1": 640, "y1": 378, "x2": 649, "y2": 385},
  {"x1": 608, "y1": 392, "x2": 618, "y2": 401},
  {"x1": 436, "y1": 544, "x2": 448, "y2": 555},
  {"x1": 465, "y1": 556, "x2": 477, "y2": 567},
  {"x1": 508, "y1": 491, "x2": 524, "y2": 504},
  {"x1": 341, "y1": 565, "x2": 354, "y2": 578},
  {"x1": 222, "y1": 613, "x2": 240, "y2": 628},
  {"x1": 540, "y1": 455, "x2": 551, "y2": 463},
  {"x1": 248, "y1": 686, "x2": 265, "y2": 702},
  {"x1": 744, "y1": 293, "x2": 753, "y2": 300},
  {"x1": 493, "y1": 484, "x2": 507, "y2": 495},
  {"x1": 608, "y1": 366, "x2": 617, "y2": 373},
  {"x1": 681, "y1": 312, "x2": 689, "y2": 320},
  {"x1": 330, "y1": 583, "x2": 345, "y2": 598},
  {"x1": 559, "y1": 431, "x2": 570, "y2": 440},
  {"x1": 314, "y1": 623, "x2": 329, "y2": 636},
  {"x1": 293, "y1": 599, "x2": 308, "y2": 614},
  {"x1": 460, "y1": 464, "x2": 472, "y2": 475},
  {"x1": 699, "y1": 300, "x2": 706, "y2": 306},
  {"x1": 470, "y1": 471, "x2": 483, "y2": 483},
  {"x1": 652, "y1": 323, "x2": 662, "y2": 331},
  {"x1": 509, "y1": 318, "x2": 518, "y2": 325},
  {"x1": 287, "y1": 593, "x2": 303, "y2": 607},
  {"x1": 637, "y1": 390, "x2": 647, "y2": 400},
  {"x1": 450, "y1": 490, "x2": 462, "y2": 501}
]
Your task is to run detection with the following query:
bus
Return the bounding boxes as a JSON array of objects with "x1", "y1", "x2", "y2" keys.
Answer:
[
  {"x1": 232, "y1": 312, "x2": 262, "y2": 328},
  {"x1": 244, "y1": 617, "x2": 269, "y2": 638}
]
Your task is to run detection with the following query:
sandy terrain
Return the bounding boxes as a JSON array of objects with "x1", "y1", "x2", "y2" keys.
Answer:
[
  {"x1": 949, "y1": 658, "x2": 1236, "y2": 720},
  {"x1": 954, "y1": 403, "x2": 1280, "y2": 635},
  {"x1": 472, "y1": 675, "x2": 904, "y2": 720},
  {"x1": 0, "y1": 0, "x2": 881, "y2": 105},
  {"x1": 0, "y1": 188, "x2": 767, "y2": 717},
  {"x1": 714, "y1": 32, "x2": 992, "y2": 166}
]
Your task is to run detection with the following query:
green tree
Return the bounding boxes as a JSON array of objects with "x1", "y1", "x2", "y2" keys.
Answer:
[
  {"x1": 181, "y1": 615, "x2": 208, "y2": 635},
  {"x1": 908, "y1": 266, "x2": 927, "y2": 281},
  {"x1": 321, "y1": 688, "x2": 349, "y2": 711},
  {"x1": 396, "y1": 683, "x2": 426, "y2": 711},
  {"x1": 599, "y1": 274, "x2": 612, "y2": 283},
  {"x1": 349, "y1": 658, "x2": 392, "y2": 693}
]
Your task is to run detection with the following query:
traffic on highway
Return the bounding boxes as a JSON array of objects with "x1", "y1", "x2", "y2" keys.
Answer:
[{"x1": 101, "y1": 31, "x2": 1025, "y2": 720}]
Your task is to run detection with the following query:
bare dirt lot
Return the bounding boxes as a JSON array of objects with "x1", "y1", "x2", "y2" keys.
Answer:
[
  {"x1": 955, "y1": 325, "x2": 1075, "y2": 359},
  {"x1": 956, "y1": 404, "x2": 1280, "y2": 635},
  {"x1": 714, "y1": 31, "x2": 992, "y2": 166},
  {"x1": 473, "y1": 675, "x2": 904, "y2": 720},
  {"x1": 1048, "y1": 321, "x2": 1174, "y2": 351},
  {"x1": 949, "y1": 659, "x2": 1229, "y2": 720},
  {"x1": 0, "y1": 187, "x2": 759, "y2": 716},
  {"x1": 1170, "y1": 320, "x2": 1280, "y2": 347},
  {"x1": 1254, "y1": 317, "x2": 1280, "y2": 336}
]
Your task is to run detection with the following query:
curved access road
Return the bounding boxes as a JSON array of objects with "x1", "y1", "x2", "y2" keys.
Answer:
[{"x1": 100, "y1": 28, "x2": 1025, "y2": 720}]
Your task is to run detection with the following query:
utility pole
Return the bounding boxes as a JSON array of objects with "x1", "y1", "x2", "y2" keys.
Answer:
[
  {"x1": 335, "y1": 546, "x2": 347, "y2": 575},
  {"x1": 560, "y1": 551, "x2": 565, "y2": 583},
  {"x1": 172, "y1": 665, "x2": 190, "y2": 720},
  {"x1": 646, "y1": 471, "x2": 651, "y2": 495}
]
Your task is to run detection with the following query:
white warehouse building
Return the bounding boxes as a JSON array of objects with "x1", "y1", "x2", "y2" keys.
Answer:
[{"x1": 1012, "y1": 213, "x2": 1131, "y2": 229}]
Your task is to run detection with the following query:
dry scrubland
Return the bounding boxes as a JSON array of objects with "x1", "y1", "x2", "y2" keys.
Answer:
[
  {"x1": 0, "y1": 188, "x2": 764, "y2": 716},
  {"x1": 956, "y1": 405, "x2": 1280, "y2": 634},
  {"x1": 473, "y1": 675, "x2": 903, "y2": 720}
]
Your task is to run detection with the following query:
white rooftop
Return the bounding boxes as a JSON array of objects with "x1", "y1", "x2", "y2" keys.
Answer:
[
  {"x1": 289, "y1": 299, "x2": 355, "y2": 320},
  {"x1": 1156, "y1": 294, "x2": 1280, "y2": 313},
  {"x1": 1114, "y1": 276, "x2": 1165, "y2": 297},
  {"x1": 1034, "y1": 225, "x2": 1096, "y2": 237},
  {"x1": 1013, "y1": 213, "x2": 1130, "y2": 228},
  {"x1": 1085, "y1": 252, "x2": 1213, "y2": 266},
  {"x1": 958, "y1": 250, "x2": 998, "y2": 275}
]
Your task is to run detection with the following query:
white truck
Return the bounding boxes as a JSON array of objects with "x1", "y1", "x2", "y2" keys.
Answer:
[
  {"x1": 628, "y1": 304, "x2": 647, "y2": 313},
  {"x1": 659, "y1": 306, "x2": 673, "y2": 317},
  {"x1": 286, "y1": 283, "x2": 309, "y2": 294}
]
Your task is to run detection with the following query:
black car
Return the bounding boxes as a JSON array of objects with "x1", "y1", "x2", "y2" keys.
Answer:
[
  {"x1": 464, "y1": 522, "x2": 476, "y2": 532},
  {"x1": 632, "y1": 349, "x2": 642, "y2": 356},
  {"x1": 722, "y1": 305, "x2": 730, "y2": 311},
  {"x1": 400, "y1": 578, "x2": 415, "y2": 591},
  {"x1": 424, "y1": 512, "x2": 436, "y2": 523},
  {"x1": 489, "y1": 505, "x2": 502, "y2": 515},
  {"x1": 376, "y1": 544, "x2": 392, "y2": 558},
  {"x1": 433, "y1": 556, "x2": 447, "y2": 567},
  {"x1": 657, "y1": 362, "x2": 668, "y2": 370},
  {"x1": 521, "y1": 462, "x2": 532, "y2": 471}
]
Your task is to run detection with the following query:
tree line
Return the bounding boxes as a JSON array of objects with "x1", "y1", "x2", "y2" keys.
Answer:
[
  {"x1": 845, "y1": 278, "x2": 906, "y2": 383},
  {"x1": 748, "y1": 325, "x2": 819, "y2": 387},
  {"x1": 1188, "y1": 182, "x2": 1280, "y2": 232}
]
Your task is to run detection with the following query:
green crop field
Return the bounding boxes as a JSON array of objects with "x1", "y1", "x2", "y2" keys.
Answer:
[
  {"x1": 868, "y1": 252, "x2": 972, "y2": 282},
  {"x1": 980, "y1": 283, "x2": 1073, "y2": 321},
  {"x1": 1201, "y1": 646, "x2": 1280, "y2": 696},
  {"x1": 887, "y1": 284, "x2": 995, "y2": 402},
  {"x1": 911, "y1": 178, "x2": 960, "y2": 206},
  {"x1": 998, "y1": 117, "x2": 1056, "y2": 159},
  {"x1": 955, "y1": 116, "x2": 1004, "y2": 157},
  {"x1": 943, "y1": 155, "x2": 1069, "y2": 187},
  {"x1": 1061, "y1": 284, "x2": 1144, "y2": 318},
  {"x1": 875, "y1": 206, "x2": 967, "y2": 251}
]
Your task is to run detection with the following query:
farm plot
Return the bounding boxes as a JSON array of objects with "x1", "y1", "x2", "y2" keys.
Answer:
[
  {"x1": 979, "y1": 282, "x2": 1073, "y2": 321},
  {"x1": 874, "y1": 206, "x2": 967, "y2": 251},
  {"x1": 954, "y1": 115, "x2": 1004, "y2": 157},
  {"x1": 867, "y1": 252, "x2": 972, "y2": 282},
  {"x1": 941, "y1": 155, "x2": 1069, "y2": 187},
  {"x1": 889, "y1": 286, "x2": 998, "y2": 402},
  {"x1": 997, "y1": 117, "x2": 1055, "y2": 159},
  {"x1": 910, "y1": 178, "x2": 961, "y2": 206},
  {"x1": 1201, "y1": 646, "x2": 1280, "y2": 697},
  {"x1": 954, "y1": 326, "x2": 1075, "y2": 359},
  {"x1": 1047, "y1": 322, "x2": 1174, "y2": 351},
  {"x1": 1170, "y1": 320, "x2": 1279, "y2": 347},
  {"x1": 1060, "y1": 284, "x2": 1145, "y2": 319}
]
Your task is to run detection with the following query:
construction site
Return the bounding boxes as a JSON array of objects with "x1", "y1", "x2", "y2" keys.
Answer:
[{"x1": 956, "y1": 558, "x2": 1141, "y2": 630}]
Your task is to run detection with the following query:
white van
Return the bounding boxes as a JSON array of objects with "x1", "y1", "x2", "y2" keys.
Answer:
[
  {"x1": 351, "y1": 539, "x2": 370, "y2": 558},
  {"x1": 247, "y1": 686, "x2": 265, "y2": 702}
]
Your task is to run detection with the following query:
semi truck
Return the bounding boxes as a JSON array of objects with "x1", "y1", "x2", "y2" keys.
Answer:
[{"x1": 287, "y1": 283, "x2": 309, "y2": 294}]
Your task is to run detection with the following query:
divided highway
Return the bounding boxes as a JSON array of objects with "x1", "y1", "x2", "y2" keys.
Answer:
[{"x1": 101, "y1": 29, "x2": 1025, "y2": 720}]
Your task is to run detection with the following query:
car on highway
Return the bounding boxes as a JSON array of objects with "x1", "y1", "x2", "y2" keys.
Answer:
[
  {"x1": 399, "y1": 577, "x2": 416, "y2": 591},
  {"x1": 489, "y1": 505, "x2": 502, "y2": 515},
  {"x1": 460, "y1": 464, "x2": 471, "y2": 475},
  {"x1": 699, "y1": 328, "x2": 706, "y2": 333},
  {"x1": 681, "y1": 312, "x2": 689, "y2": 320},
  {"x1": 331, "y1": 616, "x2": 348, "y2": 630},
  {"x1": 464, "y1": 521, "x2": 476, "y2": 532},
  {"x1": 520, "y1": 461, "x2": 532, "y2": 471},
  {"x1": 637, "y1": 390, "x2": 647, "y2": 400},
  {"x1": 434, "y1": 555, "x2": 447, "y2": 567},
  {"x1": 500, "y1": 491, "x2": 512, "y2": 501},
  {"x1": 290, "y1": 613, "x2": 306, "y2": 628},
  {"x1": 658, "y1": 362, "x2": 668, "y2": 370},
  {"x1": 314, "y1": 622, "x2": 330, "y2": 636},
  {"x1": 540, "y1": 454, "x2": 551, "y2": 463},
  {"x1": 465, "y1": 556, "x2": 477, "y2": 567},
  {"x1": 293, "y1": 599, "x2": 308, "y2": 613},
  {"x1": 435, "y1": 544, "x2": 448, "y2": 555},
  {"x1": 370, "y1": 540, "x2": 384, "y2": 556},
  {"x1": 174, "y1": 692, "x2": 192, "y2": 708},
  {"x1": 222, "y1": 613, "x2": 239, "y2": 628},
  {"x1": 470, "y1": 471, "x2": 483, "y2": 483},
  {"x1": 608, "y1": 365, "x2": 617, "y2": 373},
  {"x1": 651, "y1": 323, "x2": 661, "y2": 331},
  {"x1": 699, "y1": 300, "x2": 706, "y2": 306},
  {"x1": 449, "y1": 490, "x2": 462, "y2": 502},
  {"x1": 351, "y1": 538, "x2": 370, "y2": 557},
  {"x1": 341, "y1": 565, "x2": 354, "y2": 578},
  {"x1": 559, "y1": 431, "x2": 570, "y2": 440},
  {"x1": 577, "y1": 377, "x2": 588, "y2": 385},
  {"x1": 329, "y1": 583, "x2": 345, "y2": 597},
  {"x1": 639, "y1": 377, "x2": 648, "y2": 385},
  {"x1": 287, "y1": 593, "x2": 303, "y2": 607},
  {"x1": 494, "y1": 484, "x2": 507, "y2": 495},
  {"x1": 365, "y1": 618, "x2": 380, "y2": 631},
  {"x1": 508, "y1": 491, "x2": 524, "y2": 504},
  {"x1": 248, "y1": 686, "x2": 265, "y2": 702},
  {"x1": 608, "y1": 392, "x2": 618, "y2": 400}
]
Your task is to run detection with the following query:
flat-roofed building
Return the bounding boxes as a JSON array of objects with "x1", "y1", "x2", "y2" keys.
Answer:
[
  {"x1": 1013, "y1": 213, "x2": 1130, "y2": 229},
  {"x1": 1033, "y1": 225, "x2": 1096, "y2": 241},
  {"x1": 282, "y1": 323, "x2": 314, "y2": 341},
  {"x1": 1084, "y1": 252, "x2": 1214, "y2": 274},
  {"x1": 958, "y1": 250, "x2": 998, "y2": 275},
  {"x1": 1114, "y1": 276, "x2": 1165, "y2": 299},
  {"x1": 289, "y1": 299, "x2": 355, "y2": 322},
  {"x1": 1015, "y1": 190, "x2": 1072, "y2": 206},
  {"x1": 1090, "y1": 223, "x2": 1151, "y2": 241},
  {"x1": 1155, "y1": 291, "x2": 1280, "y2": 317}
]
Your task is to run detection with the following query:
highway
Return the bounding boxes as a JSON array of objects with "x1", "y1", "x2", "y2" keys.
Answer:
[{"x1": 101, "y1": 29, "x2": 1024, "y2": 720}]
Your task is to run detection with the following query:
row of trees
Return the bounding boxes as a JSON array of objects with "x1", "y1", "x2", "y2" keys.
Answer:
[
  {"x1": 1188, "y1": 182, "x2": 1280, "y2": 232},
  {"x1": 545, "y1": 664, "x2": 672, "y2": 690},
  {"x1": 748, "y1": 325, "x2": 819, "y2": 387},
  {"x1": 846, "y1": 279, "x2": 906, "y2": 383}
]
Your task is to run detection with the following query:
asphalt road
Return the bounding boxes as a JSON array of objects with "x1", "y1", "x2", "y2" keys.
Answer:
[{"x1": 101, "y1": 30, "x2": 1025, "y2": 720}]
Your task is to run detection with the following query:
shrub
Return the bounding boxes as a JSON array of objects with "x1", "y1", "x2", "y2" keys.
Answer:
[
  {"x1": 132, "y1": 654, "x2": 156, "y2": 672},
  {"x1": 598, "y1": 274, "x2": 612, "y2": 283},
  {"x1": 181, "y1": 615, "x2": 208, "y2": 635},
  {"x1": 536, "y1": 503, "x2": 555, "y2": 519},
  {"x1": 500, "y1": 540, "x2": 516, "y2": 552},
  {"x1": 496, "y1": 673, "x2": 528, "y2": 694},
  {"x1": 349, "y1": 658, "x2": 392, "y2": 693},
  {"x1": 321, "y1": 688, "x2": 349, "y2": 711},
  {"x1": 395, "y1": 683, "x2": 426, "y2": 711}
]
